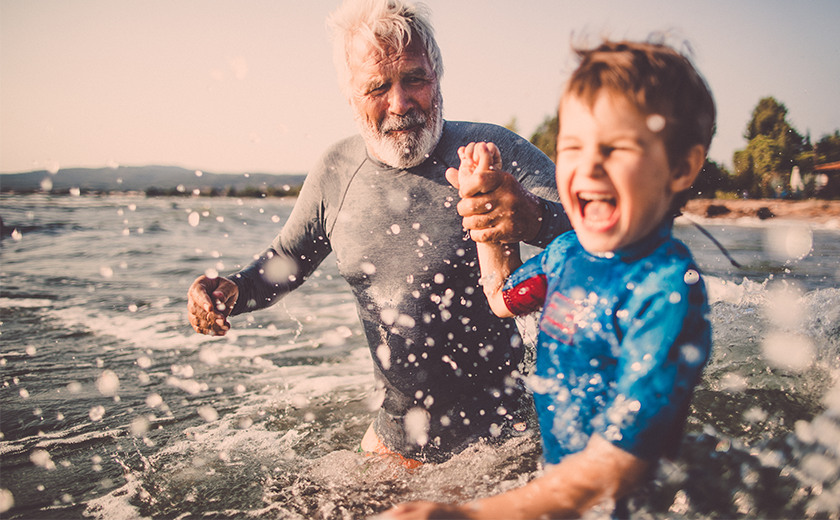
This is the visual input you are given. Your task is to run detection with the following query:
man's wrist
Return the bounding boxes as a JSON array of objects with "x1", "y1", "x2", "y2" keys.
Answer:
[{"x1": 524, "y1": 197, "x2": 559, "y2": 248}]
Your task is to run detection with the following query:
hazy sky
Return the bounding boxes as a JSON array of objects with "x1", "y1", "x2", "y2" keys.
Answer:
[{"x1": 2, "y1": 0, "x2": 839, "y2": 175}]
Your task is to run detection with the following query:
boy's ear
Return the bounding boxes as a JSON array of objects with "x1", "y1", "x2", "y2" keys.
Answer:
[{"x1": 670, "y1": 144, "x2": 707, "y2": 193}]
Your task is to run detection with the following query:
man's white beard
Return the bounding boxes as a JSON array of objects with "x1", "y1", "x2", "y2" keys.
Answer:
[{"x1": 354, "y1": 91, "x2": 443, "y2": 169}]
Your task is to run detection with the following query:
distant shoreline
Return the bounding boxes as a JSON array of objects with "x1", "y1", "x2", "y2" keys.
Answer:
[
  {"x1": 3, "y1": 191, "x2": 840, "y2": 225},
  {"x1": 683, "y1": 198, "x2": 840, "y2": 224}
]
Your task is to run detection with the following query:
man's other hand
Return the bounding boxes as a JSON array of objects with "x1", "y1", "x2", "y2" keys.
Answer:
[{"x1": 187, "y1": 275, "x2": 239, "y2": 336}]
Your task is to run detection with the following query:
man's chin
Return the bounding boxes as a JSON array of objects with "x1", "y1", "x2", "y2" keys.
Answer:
[{"x1": 372, "y1": 134, "x2": 434, "y2": 168}]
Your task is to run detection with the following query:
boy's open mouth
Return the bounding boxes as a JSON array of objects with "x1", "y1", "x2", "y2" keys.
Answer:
[{"x1": 579, "y1": 192, "x2": 617, "y2": 224}]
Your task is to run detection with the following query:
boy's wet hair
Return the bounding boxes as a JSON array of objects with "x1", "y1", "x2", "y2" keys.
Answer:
[{"x1": 562, "y1": 39, "x2": 716, "y2": 174}]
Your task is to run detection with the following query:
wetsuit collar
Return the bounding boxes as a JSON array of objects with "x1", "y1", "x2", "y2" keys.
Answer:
[{"x1": 587, "y1": 218, "x2": 674, "y2": 263}]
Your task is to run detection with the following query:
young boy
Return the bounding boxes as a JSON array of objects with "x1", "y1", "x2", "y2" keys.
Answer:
[{"x1": 383, "y1": 39, "x2": 715, "y2": 519}]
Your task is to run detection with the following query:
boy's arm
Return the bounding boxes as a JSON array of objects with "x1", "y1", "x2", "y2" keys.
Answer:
[
  {"x1": 448, "y1": 142, "x2": 523, "y2": 317},
  {"x1": 382, "y1": 434, "x2": 650, "y2": 520},
  {"x1": 476, "y1": 241, "x2": 520, "y2": 318}
]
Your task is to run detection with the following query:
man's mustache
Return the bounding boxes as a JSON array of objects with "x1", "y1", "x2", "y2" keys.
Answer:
[{"x1": 380, "y1": 112, "x2": 427, "y2": 133}]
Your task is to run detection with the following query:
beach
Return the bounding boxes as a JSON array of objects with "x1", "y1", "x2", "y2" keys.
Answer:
[{"x1": 684, "y1": 198, "x2": 840, "y2": 224}]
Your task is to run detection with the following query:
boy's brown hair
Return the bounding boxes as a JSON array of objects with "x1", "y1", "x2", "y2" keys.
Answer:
[{"x1": 561, "y1": 39, "x2": 716, "y2": 172}]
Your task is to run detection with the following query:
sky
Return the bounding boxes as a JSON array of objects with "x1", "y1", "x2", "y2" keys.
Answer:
[{"x1": 2, "y1": 0, "x2": 839, "y2": 175}]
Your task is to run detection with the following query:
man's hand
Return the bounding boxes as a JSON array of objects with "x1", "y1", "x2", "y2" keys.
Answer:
[
  {"x1": 375, "y1": 501, "x2": 474, "y2": 520},
  {"x1": 187, "y1": 275, "x2": 239, "y2": 336},
  {"x1": 446, "y1": 142, "x2": 543, "y2": 244}
]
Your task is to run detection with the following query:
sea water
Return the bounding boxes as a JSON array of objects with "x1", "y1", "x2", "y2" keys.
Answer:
[{"x1": 1, "y1": 194, "x2": 839, "y2": 519}]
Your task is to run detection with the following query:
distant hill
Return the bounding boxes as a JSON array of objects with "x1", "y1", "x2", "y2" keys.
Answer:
[{"x1": 0, "y1": 166, "x2": 307, "y2": 195}]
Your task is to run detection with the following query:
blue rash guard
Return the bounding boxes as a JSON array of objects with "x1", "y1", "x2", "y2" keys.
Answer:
[
  {"x1": 502, "y1": 220, "x2": 711, "y2": 463},
  {"x1": 226, "y1": 121, "x2": 570, "y2": 462}
]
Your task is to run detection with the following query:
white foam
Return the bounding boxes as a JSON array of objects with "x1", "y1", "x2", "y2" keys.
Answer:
[{"x1": 0, "y1": 298, "x2": 53, "y2": 308}]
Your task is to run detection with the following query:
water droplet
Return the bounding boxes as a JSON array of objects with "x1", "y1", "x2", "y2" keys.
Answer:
[
  {"x1": 30, "y1": 450, "x2": 55, "y2": 470},
  {"x1": 130, "y1": 416, "x2": 150, "y2": 435},
  {"x1": 0, "y1": 489, "x2": 14, "y2": 513},
  {"x1": 89, "y1": 405, "x2": 106, "y2": 421},
  {"x1": 765, "y1": 225, "x2": 813, "y2": 261},
  {"x1": 197, "y1": 405, "x2": 219, "y2": 422},
  {"x1": 188, "y1": 212, "x2": 200, "y2": 227},
  {"x1": 97, "y1": 370, "x2": 120, "y2": 396},
  {"x1": 376, "y1": 344, "x2": 392, "y2": 370},
  {"x1": 405, "y1": 407, "x2": 430, "y2": 446},
  {"x1": 684, "y1": 269, "x2": 700, "y2": 285},
  {"x1": 762, "y1": 332, "x2": 814, "y2": 372},
  {"x1": 146, "y1": 393, "x2": 163, "y2": 408},
  {"x1": 646, "y1": 114, "x2": 666, "y2": 132}
]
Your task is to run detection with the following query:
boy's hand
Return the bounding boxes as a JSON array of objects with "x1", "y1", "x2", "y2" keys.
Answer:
[{"x1": 446, "y1": 142, "x2": 504, "y2": 197}]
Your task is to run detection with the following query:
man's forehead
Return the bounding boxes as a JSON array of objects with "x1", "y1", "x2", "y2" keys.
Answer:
[{"x1": 348, "y1": 34, "x2": 431, "y2": 76}]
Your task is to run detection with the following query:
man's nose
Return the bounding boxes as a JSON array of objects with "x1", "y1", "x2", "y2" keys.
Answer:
[{"x1": 388, "y1": 83, "x2": 412, "y2": 116}]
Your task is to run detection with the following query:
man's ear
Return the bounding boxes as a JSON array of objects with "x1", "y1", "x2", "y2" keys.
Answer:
[{"x1": 670, "y1": 144, "x2": 707, "y2": 193}]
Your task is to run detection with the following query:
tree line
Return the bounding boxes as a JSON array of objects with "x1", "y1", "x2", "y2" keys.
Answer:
[{"x1": 525, "y1": 97, "x2": 840, "y2": 200}]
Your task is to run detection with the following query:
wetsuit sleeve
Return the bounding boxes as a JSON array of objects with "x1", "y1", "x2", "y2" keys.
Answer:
[
  {"x1": 228, "y1": 165, "x2": 334, "y2": 316},
  {"x1": 501, "y1": 252, "x2": 549, "y2": 316},
  {"x1": 597, "y1": 262, "x2": 711, "y2": 460}
]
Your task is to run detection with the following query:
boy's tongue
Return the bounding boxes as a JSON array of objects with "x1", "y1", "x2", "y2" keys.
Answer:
[{"x1": 582, "y1": 199, "x2": 615, "y2": 222}]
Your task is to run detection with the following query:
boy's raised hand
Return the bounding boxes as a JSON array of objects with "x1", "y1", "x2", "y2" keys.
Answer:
[{"x1": 446, "y1": 141, "x2": 504, "y2": 198}]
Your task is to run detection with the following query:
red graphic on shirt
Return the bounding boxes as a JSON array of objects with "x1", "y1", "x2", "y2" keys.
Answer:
[{"x1": 539, "y1": 292, "x2": 579, "y2": 345}]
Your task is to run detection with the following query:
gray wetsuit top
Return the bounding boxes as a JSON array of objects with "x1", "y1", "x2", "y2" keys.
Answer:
[{"x1": 228, "y1": 120, "x2": 569, "y2": 462}]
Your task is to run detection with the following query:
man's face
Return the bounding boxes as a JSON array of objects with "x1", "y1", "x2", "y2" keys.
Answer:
[
  {"x1": 556, "y1": 92, "x2": 678, "y2": 253},
  {"x1": 347, "y1": 34, "x2": 442, "y2": 169}
]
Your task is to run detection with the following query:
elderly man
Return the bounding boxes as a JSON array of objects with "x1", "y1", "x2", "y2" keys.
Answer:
[{"x1": 187, "y1": 0, "x2": 568, "y2": 464}]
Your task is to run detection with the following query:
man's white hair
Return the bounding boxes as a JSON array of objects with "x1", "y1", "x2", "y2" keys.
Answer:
[{"x1": 327, "y1": 0, "x2": 444, "y2": 99}]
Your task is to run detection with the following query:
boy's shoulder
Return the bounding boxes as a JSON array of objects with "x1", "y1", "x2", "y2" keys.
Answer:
[{"x1": 633, "y1": 235, "x2": 705, "y2": 296}]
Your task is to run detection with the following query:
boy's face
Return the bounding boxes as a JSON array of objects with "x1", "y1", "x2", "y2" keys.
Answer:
[{"x1": 556, "y1": 92, "x2": 678, "y2": 253}]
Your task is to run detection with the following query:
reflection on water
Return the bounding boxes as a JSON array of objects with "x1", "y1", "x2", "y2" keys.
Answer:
[{"x1": 1, "y1": 195, "x2": 839, "y2": 518}]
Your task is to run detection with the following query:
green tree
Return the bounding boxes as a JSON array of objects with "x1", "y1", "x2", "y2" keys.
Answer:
[
  {"x1": 530, "y1": 113, "x2": 559, "y2": 161},
  {"x1": 814, "y1": 130, "x2": 840, "y2": 164},
  {"x1": 733, "y1": 97, "x2": 807, "y2": 198},
  {"x1": 691, "y1": 159, "x2": 732, "y2": 198}
]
